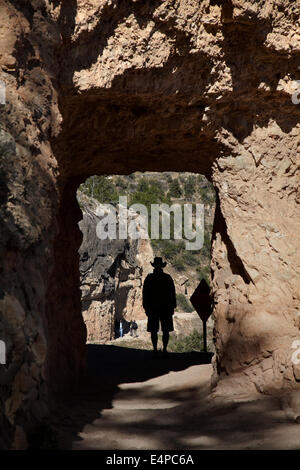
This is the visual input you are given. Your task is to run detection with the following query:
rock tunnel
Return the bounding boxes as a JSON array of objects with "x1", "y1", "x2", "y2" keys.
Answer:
[{"x1": 0, "y1": 0, "x2": 300, "y2": 448}]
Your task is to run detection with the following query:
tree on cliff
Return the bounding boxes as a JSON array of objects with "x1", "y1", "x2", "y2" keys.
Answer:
[
  {"x1": 168, "y1": 178, "x2": 182, "y2": 198},
  {"x1": 184, "y1": 175, "x2": 196, "y2": 199},
  {"x1": 80, "y1": 176, "x2": 118, "y2": 203}
]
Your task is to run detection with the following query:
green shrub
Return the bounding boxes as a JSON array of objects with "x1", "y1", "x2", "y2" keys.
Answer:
[
  {"x1": 176, "y1": 293, "x2": 194, "y2": 312},
  {"x1": 173, "y1": 255, "x2": 185, "y2": 272},
  {"x1": 199, "y1": 185, "x2": 216, "y2": 204},
  {"x1": 168, "y1": 330, "x2": 203, "y2": 353},
  {"x1": 153, "y1": 239, "x2": 185, "y2": 262},
  {"x1": 168, "y1": 178, "x2": 182, "y2": 198},
  {"x1": 182, "y1": 251, "x2": 198, "y2": 266},
  {"x1": 115, "y1": 176, "x2": 129, "y2": 190},
  {"x1": 196, "y1": 265, "x2": 210, "y2": 285},
  {"x1": 184, "y1": 175, "x2": 196, "y2": 200},
  {"x1": 137, "y1": 178, "x2": 149, "y2": 192},
  {"x1": 79, "y1": 175, "x2": 118, "y2": 203},
  {"x1": 161, "y1": 241, "x2": 179, "y2": 260}
]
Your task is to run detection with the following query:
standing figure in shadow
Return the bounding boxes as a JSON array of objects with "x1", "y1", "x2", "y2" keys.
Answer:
[{"x1": 142, "y1": 257, "x2": 177, "y2": 355}]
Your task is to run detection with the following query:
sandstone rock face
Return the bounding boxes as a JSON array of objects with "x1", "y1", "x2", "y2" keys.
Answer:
[
  {"x1": 0, "y1": 0, "x2": 300, "y2": 447},
  {"x1": 78, "y1": 192, "x2": 152, "y2": 342}
]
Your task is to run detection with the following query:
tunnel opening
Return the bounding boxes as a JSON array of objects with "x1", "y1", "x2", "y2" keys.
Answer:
[
  {"x1": 45, "y1": 71, "x2": 270, "y2": 399},
  {"x1": 76, "y1": 171, "x2": 216, "y2": 354},
  {"x1": 45, "y1": 73, "x2": 230, "y2": 398}
]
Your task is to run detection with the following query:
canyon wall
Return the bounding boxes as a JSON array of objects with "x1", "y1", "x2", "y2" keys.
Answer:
[
  {"x1": 78, "y1": 191, "x2": 152, "y2": 342},
  {"x1": 0, "y1": 0, "x2": 299, "y2": 447}
]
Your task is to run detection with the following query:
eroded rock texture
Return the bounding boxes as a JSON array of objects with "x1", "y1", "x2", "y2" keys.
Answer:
[{"x1": 0, "y1": 0, "x2": 300, "y2": 447}]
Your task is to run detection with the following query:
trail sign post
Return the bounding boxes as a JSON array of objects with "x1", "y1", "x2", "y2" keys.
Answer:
[{"x1": 190, "y1": 279, "x2": 212, "y2": 352}]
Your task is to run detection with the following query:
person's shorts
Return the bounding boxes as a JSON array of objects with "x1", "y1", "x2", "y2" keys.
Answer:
[{"x1": 147, "y1": 312, "x2": 174, "y2": 333}]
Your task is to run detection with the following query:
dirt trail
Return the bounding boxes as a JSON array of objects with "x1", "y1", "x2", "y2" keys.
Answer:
[{"x1": 56, "y1": 345, "x2": 300, "y2": 450}]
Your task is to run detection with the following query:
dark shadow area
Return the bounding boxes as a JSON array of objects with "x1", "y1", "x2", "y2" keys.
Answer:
[
  {"x1": 72, "y1": 392, "x2": 297, "y2": 451},
  {"x1": 211, "y1": 192, "x2": 253, "y2": 286},
  {"x1": 44, "y1": 344, "x2": 213, "y2": 449},
  {"x1": 43, "y1": 344, "x2": 299, "y2": 451},
  {"x1": 87, "y1": 344, "x2": 213, "y2": 385}
]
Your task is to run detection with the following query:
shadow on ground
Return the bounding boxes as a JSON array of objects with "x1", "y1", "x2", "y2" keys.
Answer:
[
  {"x1": 87, "y1": 344, "x2": 213, "y2": 385},
  {"x1": 35, "y1": 345, "x2": 299, "y2": 450},
  {"x1": 43, "y1": 345, "x2": 213, "y2": 449}
]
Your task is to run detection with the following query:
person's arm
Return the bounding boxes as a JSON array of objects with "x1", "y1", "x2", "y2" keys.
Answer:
[
  {"x1": 172, "y1": 279, "x2": 176, "y2": 310},
  {"x1": 142, "y1": 275, "x2": 150, "y2": 315},
  {"x1": 168, "y1": 275, "x2": 177, "y2": 312}
]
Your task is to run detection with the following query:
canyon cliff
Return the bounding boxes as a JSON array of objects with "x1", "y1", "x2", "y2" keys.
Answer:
[{"x1": 78, "y1": 191, "x2": 152, "y2": 342}]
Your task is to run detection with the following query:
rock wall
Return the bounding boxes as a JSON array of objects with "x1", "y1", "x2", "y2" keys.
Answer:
[
  {"x1": 78, "y1": 192, "x2": 152, "y2": 342},
  {"x1": 0, "y1": 0, "x2": 300, "y2": 447}
]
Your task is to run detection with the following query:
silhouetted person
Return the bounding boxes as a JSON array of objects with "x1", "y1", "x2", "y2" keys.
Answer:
[
  {"x1": 130, "y1": 319, "x2": 138, "y2": 337},
  {"x1": 142, "y1": 257, "x2": 176, "y2": 355}
]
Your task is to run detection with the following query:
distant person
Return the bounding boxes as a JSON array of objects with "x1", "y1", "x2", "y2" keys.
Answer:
[
  {"x1": 142, "y1": 257, "x2": 176, "y2": 355},
  {"x1": 119, "y1": 320, "x2": 123, "y2": 338},
  {"x1": 130, "y1": 319, "x2": 138, "y2": 337}
]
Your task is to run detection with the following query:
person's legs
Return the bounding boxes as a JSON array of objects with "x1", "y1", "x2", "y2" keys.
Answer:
[
  {"x1": 151, "y1": 332, "x2": 158, "y2": 352},
  {"x1": 148, "y1": 314, "x2": 159, "y2": 352},
  {"x1": 161, "y1": 313, "x2": 173, "y2": 354},
  {"x1": 162, "y1": 331, "x2": 169, "y2": 353}
]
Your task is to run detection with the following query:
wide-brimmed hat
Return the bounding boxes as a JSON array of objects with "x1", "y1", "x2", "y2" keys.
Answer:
[{"x1": 151, "y1": 257, "x2": 167, "y2": 268}]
